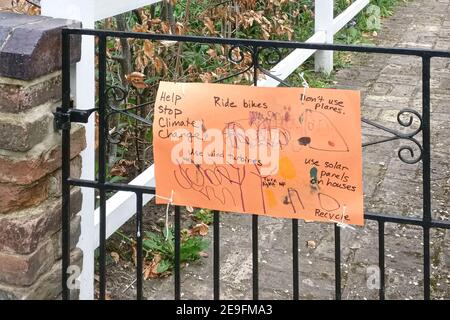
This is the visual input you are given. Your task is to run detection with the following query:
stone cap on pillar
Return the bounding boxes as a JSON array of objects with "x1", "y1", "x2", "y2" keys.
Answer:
[{"x1": 0, "y1": 12, "x2": 81, "y2": 81}]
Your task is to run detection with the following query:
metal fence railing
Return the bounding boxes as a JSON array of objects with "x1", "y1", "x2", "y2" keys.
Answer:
[
  {"x1": 57, "y1": 27, "x2": 450, "y2": 300},
  {"x1": 42, "y1": 0, "x2": 370, "y2": 298}
]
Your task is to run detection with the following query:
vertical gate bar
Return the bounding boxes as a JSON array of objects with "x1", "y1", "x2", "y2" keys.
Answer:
[
  {"x1": 97, "y1": 35, "x2": 108, "y2": 300},
  {"x1": 213, "y1": 210, "x2": 220, "y2": 300},
  {"x1": 334, "y1": 224, "x2": 341, "y2": 300},
  {"x1": 252, "y1": 215, "x2": 259, "y2": 300},
  {"x1": 174, "y1": 205, "x2": 181, "y2": 300},
  {"x1": 61, "y1": 30, "x2": 71, "y2": 301},
  {"x1": 136, "y1": 193, "x2": 143, "y2": 300},
  {"x1": 252, "y1": 45, "x2": 259, "y2": 300},
  {"x1": 378, "y1": 222, "x2": 385, "y2": 300},
  {"x1": 423, "y1": 228, "x2": 431, "y2": 299},
  {"x1": 292, "y1": 219, "x2": 299, "y2": 300},
  {"x1": 422, "y1": 55, "x2": 431, "y2": 300}
]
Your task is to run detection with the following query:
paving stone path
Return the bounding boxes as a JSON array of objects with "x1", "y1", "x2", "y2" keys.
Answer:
[{"x1": 115, "y1": 0, "x2": 450, "y2": 300}]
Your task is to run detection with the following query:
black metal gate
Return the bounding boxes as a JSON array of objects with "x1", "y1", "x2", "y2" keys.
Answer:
[{"x1": 57, "y1": 27, "x2": 450, "y2": 300}]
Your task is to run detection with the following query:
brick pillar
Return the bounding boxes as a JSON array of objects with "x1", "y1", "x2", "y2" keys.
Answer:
[{"x1": 0, "y1": 12, "x2": 84, "y2": 299}]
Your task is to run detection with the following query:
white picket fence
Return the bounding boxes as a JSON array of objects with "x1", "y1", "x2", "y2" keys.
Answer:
[{"x1": 41, "y1": 0, "x2": 369, "y2": 300}]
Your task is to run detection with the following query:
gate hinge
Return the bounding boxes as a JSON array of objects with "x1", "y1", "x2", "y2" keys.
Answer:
[{"x1": 53, "y1": 107, "x2": 98, "y2": 131}]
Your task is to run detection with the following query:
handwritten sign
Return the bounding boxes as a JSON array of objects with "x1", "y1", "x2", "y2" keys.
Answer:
[{"x1": 153, "y1": 82, "x2": 364, "y2": 225}]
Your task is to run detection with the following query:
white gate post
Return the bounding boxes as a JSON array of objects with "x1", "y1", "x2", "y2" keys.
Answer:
[
  {"x1": 41, "y1": 0, "x2": 96, "y2": 300},
  {"x1": 315, "y1": 0, "x2": 334, "y2": 74}
]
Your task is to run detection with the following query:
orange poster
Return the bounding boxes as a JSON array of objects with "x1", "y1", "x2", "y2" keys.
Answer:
[{"x1": 153, "y1": 81, "x2": 364, "y2": 226}]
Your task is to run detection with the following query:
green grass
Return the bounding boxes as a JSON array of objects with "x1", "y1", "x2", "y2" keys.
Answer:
[
  {"x1": 193, "y1": 208, "x2": 214, "y2": 225},
  {"x1": 113, "y1": 227, "x2": 209, "y2": 275},
  {"x1": 142, "y1": 228, "x2": 210, "y2": 273}
]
